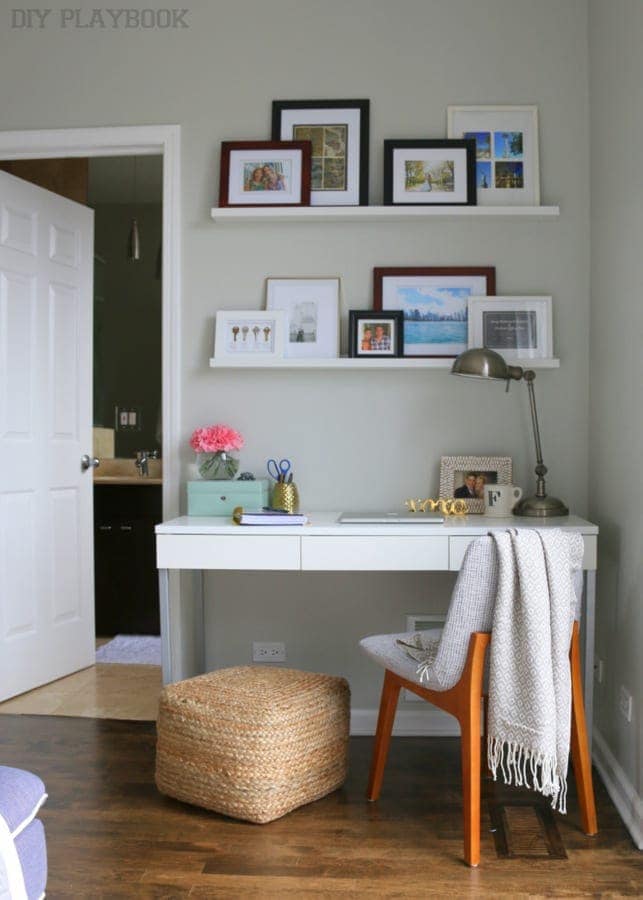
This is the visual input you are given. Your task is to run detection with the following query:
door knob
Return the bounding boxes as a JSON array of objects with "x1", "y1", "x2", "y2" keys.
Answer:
[{"x1": 81, "y1": 454, "x2": 100, "y2": 471}]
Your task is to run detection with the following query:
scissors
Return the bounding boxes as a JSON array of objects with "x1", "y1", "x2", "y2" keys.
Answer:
[{"x1": 267, "y1": 458, "x2": 292, "y2": 483}]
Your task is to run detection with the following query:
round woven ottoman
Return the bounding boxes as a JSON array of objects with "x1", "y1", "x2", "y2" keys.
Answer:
[{"x1": 155, "y1": 666, "x2": 350, "y2": 824}]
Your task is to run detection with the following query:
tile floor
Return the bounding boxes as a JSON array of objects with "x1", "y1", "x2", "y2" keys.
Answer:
[{"x1": 0, "y1": 638, "x2": 162, "y2": 720}]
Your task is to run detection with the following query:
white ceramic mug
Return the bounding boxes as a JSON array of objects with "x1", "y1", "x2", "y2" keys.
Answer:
[{"x1": 484, "y1": 483, "x2": 523, "y2": 517}]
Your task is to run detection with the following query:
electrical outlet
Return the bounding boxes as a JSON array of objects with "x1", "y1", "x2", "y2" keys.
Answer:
[
  {"x1": 252, "y1": 641, "x2": 286, "y2": 663},
  {"x1": 595, "y1": 658, "x2": 604, "y2": 684},
  {"x1": 619, "y1": 685, "x2": 633, "y2": 723}
]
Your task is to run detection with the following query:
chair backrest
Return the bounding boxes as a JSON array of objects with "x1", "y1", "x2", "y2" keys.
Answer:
[
  {"x1": 431, "y1": 533, "x2": 584, "y2": 691},
  {"x1": 430, "y1": 536, "x2": 497, "y2": 690}
]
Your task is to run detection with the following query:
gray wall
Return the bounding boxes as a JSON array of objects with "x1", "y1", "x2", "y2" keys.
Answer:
[
  {"x1": 1, "y1": 4, "x2": 598, "y2": 715},
  {"x1": 588, "y1": 0, "x2": 642, "y2": 813}
]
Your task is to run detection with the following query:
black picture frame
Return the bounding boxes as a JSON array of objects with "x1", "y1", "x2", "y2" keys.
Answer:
[
  {"x1": 348, "y1": 310, "x2": 404, "y2": 358},
  {"x1": 383, "y1": 139, "x2": 477, "y2": 206},
  {"x1": 271, "y1": 99, "x2": 370, "y2": 206}
]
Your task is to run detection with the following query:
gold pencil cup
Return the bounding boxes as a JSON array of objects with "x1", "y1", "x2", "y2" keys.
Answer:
[{"x1": 271, "y1": 481, "x2": 299, "y2": 514}]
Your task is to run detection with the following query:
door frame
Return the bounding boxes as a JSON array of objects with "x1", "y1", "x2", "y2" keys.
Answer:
[
  {"x1": 0, "y1": 124, "x2": 181, "y2": 522},
  {"x1": 0, "y1": 125, "x2": 183, "y2": 672}
]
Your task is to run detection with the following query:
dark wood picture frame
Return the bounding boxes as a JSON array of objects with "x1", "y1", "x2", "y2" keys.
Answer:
[
  {"x1": 271, "y1": 99, "x2": 370, "y2": 206},
  {"x1": 373, "y1": 266, "x2": 496, "y2": 359},
  {"x1": 383, "y1": 139, "x2": 477, "y2": 206},
  {"x1": 218, "y1": 140, "x2": 312, "y2": 208},
  {"x1": 348, "y1": 310, "x2": 404, "y2": 358}
]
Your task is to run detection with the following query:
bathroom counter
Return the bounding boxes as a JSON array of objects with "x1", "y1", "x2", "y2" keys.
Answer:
[{"x1": 94, "y1": 476, "x2": 163, "y2": 486}]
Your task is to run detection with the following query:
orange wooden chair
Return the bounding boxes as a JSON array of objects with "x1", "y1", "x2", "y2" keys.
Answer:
[{"x1": 360, "y1": 537, "x2": 597, "y2": 867}]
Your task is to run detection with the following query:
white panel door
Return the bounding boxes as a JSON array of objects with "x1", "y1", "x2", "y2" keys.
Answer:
[{"x1": 0, "y1": 170, "x2": 94, "y2": 700}]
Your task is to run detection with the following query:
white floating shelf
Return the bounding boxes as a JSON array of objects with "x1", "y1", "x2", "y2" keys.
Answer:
[
  {"x1": 209, "y1": 357, "x2": 560, "y2": 370},
  {"x1": 210, "y1": 205, "x2": 560, "y2": 224}
]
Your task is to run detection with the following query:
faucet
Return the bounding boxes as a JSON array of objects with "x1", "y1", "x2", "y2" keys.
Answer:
[{"x1": 135, "y1": 451, "x2": 150, "y2": 477}]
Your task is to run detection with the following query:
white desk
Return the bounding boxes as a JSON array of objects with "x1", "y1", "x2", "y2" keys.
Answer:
[{"x1": 156, "y1": 513, "x2": 598, "y2": 739}]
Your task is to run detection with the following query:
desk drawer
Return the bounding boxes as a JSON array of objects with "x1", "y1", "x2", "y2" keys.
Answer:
[
  {"x1": 448, "y1": 534, "x2": 597, "y2": 570},
  {"x1": 301, "y1": 536, "x2": 448, "y2": 571},
  {"x1": 156, "y1": 534, "x2": 300, "y2": 570}
]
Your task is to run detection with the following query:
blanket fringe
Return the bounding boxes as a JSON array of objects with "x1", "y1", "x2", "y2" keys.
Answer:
[{"x1": 487, "y1": 735, "x2": 568, "y2": 814}]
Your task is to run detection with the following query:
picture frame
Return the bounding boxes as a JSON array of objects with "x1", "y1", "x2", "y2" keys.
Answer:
[
  {"x1": 271, "y1": 99, "x2": 369, "y2": 206},
  {"x1": 348, "y1": 310, "x2": 404, "y2": 358},
  {"x1": 468, "y1": 295, "x2": 553, "y2": 360},
  {"x1": 214, "y1": 310, "x2": 285, "y2": 363},
  {"x1": 373, "y1": 266, "x2": 496, "y2": 358},
  {"x1": 383, "y1": 139, "x2": 476, "y2": 206},
  {"x1": 265, "y1": 277, "x2": 340, "y2": 359},
  {"x1": 447, "y1": 105, "x2": 540, "y2": 206},
  {"x1": 439, "y1": 455, "x2": 513, "y2": 515},
  {"x1": 218, "y1": 141, "x2": 311, "y2": 208}
]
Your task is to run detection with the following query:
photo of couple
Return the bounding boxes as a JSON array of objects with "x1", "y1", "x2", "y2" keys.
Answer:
[
  {"x1": 359, "y1": 321, "x2": 392, "y2": 353},
  {"x1": 453, "y1": 470, "x2": 497, "y2": 499},
  {"x1": 243, "y1": 161, "x2": 289, "y2": 192}
]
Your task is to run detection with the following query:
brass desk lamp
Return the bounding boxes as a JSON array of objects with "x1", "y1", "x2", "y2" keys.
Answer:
[{"x1": 451, "y1": 348, "x2": 568, "y2": 517}]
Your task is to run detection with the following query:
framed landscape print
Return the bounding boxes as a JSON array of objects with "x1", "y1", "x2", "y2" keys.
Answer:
[
  {"x1": 348, "y1": 310, "x2": 403, "y2": 357},
  {"x1": 265, "y1": 277, "x2": 340, "y2": 358},
  {"x1": 214, "y1": 310, "x2": 285, "y2": 362},
  {"x1": 447, "y1": 105, "x2": 540, "y2": 205},
  {"x1": 373, "y1": 266, "x2": 496, "y2": 358},
  {"x1": 468, "y1": 295, "x2": 553, "y2": 360},
  {"x1": 439, "y1": 454, "x2": 513, "y2": 514},
  {"x1": 383, "y1": 139, "x2": 476, "y2": 206},
  {"x1": 272, "y1": 100, "x2": 369, "y2": 206},
  {"x1": 219, "y1": 141, "x2": 311, "y2": 207}
]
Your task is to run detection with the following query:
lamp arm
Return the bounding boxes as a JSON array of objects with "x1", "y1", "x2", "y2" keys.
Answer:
[{"x1": 524, "y1": 370, "x2": 547, "y2": 498}]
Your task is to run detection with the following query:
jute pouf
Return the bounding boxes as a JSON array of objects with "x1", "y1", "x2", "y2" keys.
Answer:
[{"x1": 155, "y1": 666, "x2": 350, "y2": 824}]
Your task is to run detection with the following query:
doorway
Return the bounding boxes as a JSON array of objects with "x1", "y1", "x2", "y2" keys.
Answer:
[{"x1": 0, "y1": 125, "x2": 181, "y2": 706}]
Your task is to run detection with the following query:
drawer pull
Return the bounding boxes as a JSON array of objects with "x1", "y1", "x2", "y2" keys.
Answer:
[
  {"x1": 98, "y1": 525, "x2": 112, "y2": 532},
  {"x1": 120, "y1": 525, "x2": 133, "y2": 532}
]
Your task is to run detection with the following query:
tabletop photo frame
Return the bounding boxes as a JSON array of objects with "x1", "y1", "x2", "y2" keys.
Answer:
[
  {"x1": 348, "y1": 310, "x2": 404, "y2": 357},
  {"x1": 265, "y1": 276, "x2": 340, "y2": 358},
  {"x1": 468, "y1": 295, "x2": 553, "y2": 360},
  {"x1": 272, "y1": 99, "x2": 369, "y2": 206},
  {"x1": 447, "y1": 105, "x2": 540, "y2": 205},
  {"x1": 439, "y1": 454, "x2": 513, "y2": 514},
  {"x1": 383, "y1": 139, "x2": 476, "y2": 206},
  {"x1": 214, "y1": 310, "x2": 285, "y2": 363},
  {"x1": 373, "y1": 266, "x2": 496, "y2": 358},
  {"x1": 219, "y1": 140, "x2": 311, "y2": 208}
]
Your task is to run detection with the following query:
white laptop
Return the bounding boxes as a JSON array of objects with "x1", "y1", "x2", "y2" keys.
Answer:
[{"x1": 338, "y1": 511, "x2": 444, "y2": 524}]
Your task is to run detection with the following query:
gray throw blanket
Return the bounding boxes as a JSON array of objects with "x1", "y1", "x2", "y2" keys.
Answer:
[{"x1": 488, "y1": 528, "x2": 584, "y2": 813}]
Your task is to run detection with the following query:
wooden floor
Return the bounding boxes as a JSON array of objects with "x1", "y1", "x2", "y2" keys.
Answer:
[{"x1": 3, "y1": 716, "x2": 641, "y2": 898}]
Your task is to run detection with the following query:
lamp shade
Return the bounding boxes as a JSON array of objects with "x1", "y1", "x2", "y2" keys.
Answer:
[{"x1": 451, "y1": 347, "x2": 523, "y2": 381}]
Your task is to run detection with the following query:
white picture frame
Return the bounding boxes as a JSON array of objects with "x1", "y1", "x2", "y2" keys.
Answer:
[
  {"x1": 468, "y1": 295, "x2": 553, "y2": 360},
  {"x1": 214, "y1": 310, "x2": 285, "y2": 363},
  {"x1": 265, "y1": 277, "x2": 340, "y2": 359},
  {"x1": 447, "y1": 105, "x2": 540, "y2": 206}
]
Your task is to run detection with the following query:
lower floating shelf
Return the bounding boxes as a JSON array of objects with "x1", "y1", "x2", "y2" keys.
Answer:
[{"x1": 208, "y1": 357, "x2": 560, "y2": 370}]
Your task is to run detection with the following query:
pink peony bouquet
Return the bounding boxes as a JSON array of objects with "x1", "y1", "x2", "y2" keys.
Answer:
[
  {"x1": 190, "y1": 424, "x2": 244, "y2": 479},
  {"x1": 189, "y1": 424, "x2": 244, "y2": 454}
]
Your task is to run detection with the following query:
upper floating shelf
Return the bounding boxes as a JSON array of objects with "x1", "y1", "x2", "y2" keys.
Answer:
[
  {"x1": 208, "y1": 357, "x2": 560, "y2": 370},
  {"x1": 210, "y1": 205, "x2": 560, "y2": 224}
]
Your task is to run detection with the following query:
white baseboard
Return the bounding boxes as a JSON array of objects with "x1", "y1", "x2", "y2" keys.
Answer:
[
  {"x1": 350, "y1": 707, "x2": 459, "y2": 737},
  {"x1": 593, "y1": 728, "x2": 643, "y2": 849}
]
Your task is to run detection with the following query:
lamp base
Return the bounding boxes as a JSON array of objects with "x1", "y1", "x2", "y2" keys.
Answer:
[{"x1": 513, "y1": 494, "x2": 569, "y2": 518}]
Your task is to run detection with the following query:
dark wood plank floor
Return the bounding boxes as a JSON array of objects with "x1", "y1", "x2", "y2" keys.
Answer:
[{"x1": 2, "y1": 715, "x2": 640, "y2": 897}]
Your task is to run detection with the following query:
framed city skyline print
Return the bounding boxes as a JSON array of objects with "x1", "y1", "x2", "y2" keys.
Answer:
[
  {"x1": 383, "y1": 139, "x2": 476, "y2": 206},
  {"x1": 447, "y1": 105, "x2": 540, "y2": 205},
  {"x1": 373, "y1": 266, "x2": 496, "y2": 358},
  {"x1": 219, "y1": 141, "x2": 311, "y2": 207},
  {"x1": 272, "y1": 100, "x2": 369, "y2": 206}
]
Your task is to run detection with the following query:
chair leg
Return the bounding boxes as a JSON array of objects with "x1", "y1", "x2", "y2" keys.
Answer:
[
  {"x1": 460, "y1": 699, "x2": 482, "y2": 867},
  {"x1": 569, "y1": 622, "x2": 598, "y2": 835},
  {"x1": 367, "y1": 669, "x2": 401, "y2": 801}
]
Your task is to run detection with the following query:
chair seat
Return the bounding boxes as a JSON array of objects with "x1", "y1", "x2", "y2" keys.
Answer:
[{"x1": 359, "y1": 629, "x2": 444, "y2": 690}]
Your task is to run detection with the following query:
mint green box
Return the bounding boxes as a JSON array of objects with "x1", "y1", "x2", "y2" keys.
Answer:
[{"x1": 187, "y1": 479, "x2": 269, "y2": 516}]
